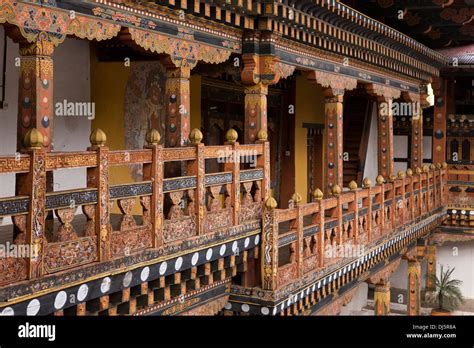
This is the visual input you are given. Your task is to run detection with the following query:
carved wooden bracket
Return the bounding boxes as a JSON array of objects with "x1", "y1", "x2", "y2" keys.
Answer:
[
  {"x1": 307, "y1": 70, "x2": 357, "y2": 96},
  {"x1": 365, "y1": 83, "x2": 402, "y2": 100}
]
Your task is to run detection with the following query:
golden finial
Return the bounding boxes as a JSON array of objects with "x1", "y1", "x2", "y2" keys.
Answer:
[
  {"x1": 415, "y1": 167, "x2": 422, "y2": 174},
  {"x1": 397, "y1": 170, "x2": 405, "y2": 179},
  {"x1": 90, "y1": 128, "x2": 107, "y2": 147},
  {"x1": 257, "y1": 129, "x2": 268, "y2": 141},
  {"x1": 313, "y1": 188, "x2": 323, "y2": 200},
  {"x1": 23, "y1": 128, "x2": 43, "y2": 149},
  {"x1": 363, "y1": 178, "x2": 372, "y2": 188},
  {"x1": 145, "y1": 128, "x2": 161, "y2": 145},
  {"x1": 291, "y1": 193, "x2": 302, "y2": 205},
  {"x1": 430, "y1": 164, "x2": 436, "y2": 170},
  {"x1": 389, "y1": 174, "x2": 396, "y2": 182},
  {"x1": 376, "y1": 175, "x2": 385, "y2": 185},
  {"x1": 436, "y1": 163, "x2": 442, "y2": 169},
  {"x1": 225, "y1": 128, "x2": 238, "y2": 143},
  {"x1": 406, "y1": 168, "x2": 413, "y2": 177},
  {"x1": 348, "y1": 181, "x2": 358, "y2": 191},
  {"x1": 422, "y1": 165, "x2": 429, "y2": 173},
  {"x1": 265, "y1": 196, "x2": 277, "y2": 210},
  {"x1": 331, "y1": 184, "x2": 342, "y2": 196},
  {"x1": 442, "y1": 162, "x2": 448, "y2": 169},
  {"x1": 189, "y1": 128, "x2": 203, "y2": 145}
]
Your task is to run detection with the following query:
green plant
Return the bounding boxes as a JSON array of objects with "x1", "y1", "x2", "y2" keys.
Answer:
[{"x1": 427, "y1": 265, "x2": 464, "y2": 311}]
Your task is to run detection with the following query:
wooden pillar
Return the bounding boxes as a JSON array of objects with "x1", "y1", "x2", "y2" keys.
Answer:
[
  {"x1": 187, "y1": 129, "x2": 205, "y2": 235},
  {"x1": 16, "y1": 129, "x2": 46, "y2": 279},
  {"x1": 323, "y1": 91, "x2": 344, "y2": 195},
  {"x1": 87, "y1": 129, "x2": 111, "y2": 261},
  {"x1": 261, "y1": 197, "x2": 278, "y2": 290},
  {"x1": 162, "y1": 59, "x2": 191, "y2": 147},
  {"x1": 407, "y1": 259, "x2": 421, "y2": 316},
  {"x1": 366, "y1": 85, "x2": 401, "y2": 179},
  {"x1": 432, "y1": 77, "x2": 448, "y2": 165},
  {"x1": 377, "y1": 97, "x2": 395, "y2": 179},
  {"x1": 244, "y1": 83, "x2": 268, "y2": 144},
  {"x1": 143, "y1": 129, "x2": 164, "y2": 247},
  {"x1": 411, "y1": 107, "x2": 423, "y2": 170},
  {"x1": 374, "y1": 280, "x2": 390, "y2": 315},
  {"x1": 17, "y1": 39, "x2": 54, "y2": 152},
  {"x1": 426, "y1": 245, "x2": 437, "y2": 290}
]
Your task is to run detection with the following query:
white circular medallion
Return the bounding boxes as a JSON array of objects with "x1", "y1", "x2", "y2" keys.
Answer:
[
  {"x1": 244, "y1": 237, "x2": 250, "y2": 248},
  {"x1": 175, "y1": 257, "x2": 183, "y2": 271},
  {"x1": 77, "y1": 284, "x2": 89, "y2": 302},
  {"x1": 122, "y1": 271, "x2": 133, "y2": 288},
  {"x1": 101, "y1": 277, "x2": 111, "y2": 293},
  {"x1": 232, "y1": 241, "x2": 238, "y2": 253},
  {"x1": 54, "y1": 291, "x2": 67, "y2": 310},
  {"x1": 254, "y1": 235, "x2": 260, "y2": 245},
  {"x1": 159, "y1": 262, "x2": 168, "y2": 275},
  {"x1": 261, "y1": 307, "x2": 270, "y2": 315},
  {"x1": 206, "y1": 248, "x2": 213, "y2": 260},
  {"x1": 0, "y1": 307, "x2": 14, "y2": 316},
  {"x1": 191, "y1": 252, "x2": 199, "y2": 266},
  {"x1": 241, "y1": 304, "x2": 250, "y2": 312},
  {"x1": 224, "y1": 302, "x2": 232, "y2": 310},
  {"x1": 140, "y1": 267, "x2": 150, "y2": 282},
  {"x1": 219, "y1": 244, "x2": 226, "y2": 256},
  {"x1": 26, "y1": 299, "x2": 40, "y2": 316}
]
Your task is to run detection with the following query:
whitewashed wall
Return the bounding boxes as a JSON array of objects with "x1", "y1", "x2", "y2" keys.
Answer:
[
  {"x1": 363, "y1": 102, "x2": 378, "y2": 181},
  {"x1": 0, "y1": 29, "x2": 91, "y2": 224}
]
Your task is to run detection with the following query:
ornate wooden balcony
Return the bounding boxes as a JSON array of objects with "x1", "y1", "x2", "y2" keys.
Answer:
[
  {"x1": 227, "y1": 165, "x2": 448, "y2": 316},
  {"x1": 0, "y1": 127, "x2": 269, "y2": 315}
]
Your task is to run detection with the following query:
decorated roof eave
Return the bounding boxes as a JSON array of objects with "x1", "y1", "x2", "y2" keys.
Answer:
[
  {"x1": 274, "y1": 35, "x2": 426, "y2": 93},
  {"x1": 269, "y1": 0, "x2": 448, "y2": 70},
  {"x1": 0, "y1": 0, "x2": 242, "y2": 67}
]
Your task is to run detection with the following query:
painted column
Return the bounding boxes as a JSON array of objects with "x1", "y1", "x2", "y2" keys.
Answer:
[
  {"x1": 17, "y1": 40, "x2": 54, "y2": 152},
  {"x1": 162, "y1": 59, "x2": 191, "y2": 148},
  {"x1": 377, "y1": 96, "x2": 395, "y2": 179},
  {"x1": 432, "y1": 77, "x2": 447, "y2": 165},
  {"x1": 323, "y1": 91, "x2": 345, "y2": 195},
  {"x1": 411, "y1": 107, "x2": 424, "y2": 170},
  {"x1": 374, "y1": 281, "x2": 391, "y2": 315},
  {"x1": 407, "y1": 259, "x2": 421, "y2": 316},
  {"x1": 307, "y1": 71, "x2": 356, "y2": 195},
  {"x1": 426, "y1": 245, "x2": 437, "y2": 290},
  {"x1": 366, "y1": 85, "x2": 401, "y2": 180},
  {"x1": 244, "y1": 83, "x2": 268, "y2": 144}
]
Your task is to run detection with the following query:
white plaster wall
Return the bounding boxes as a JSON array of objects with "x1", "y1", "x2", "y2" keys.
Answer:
[
  {"x1": 394, "y1": 135, "x2": 408, "y2": 173},
  {"x1": 340, "y1": 282, "x2": 368, "y2": 315},
  {"x1": 422, "y1": 241, "x2": 474, "y2": 300},
  {"x1": 363, "y1": 102, "x2": 378, "y2": 181},
  {"x1": 0, "y1": 30, "x2": 91, "y2": 223},
  {"x1": 423, "y1": 136, "x2": 432, "y2": 161},
  {"x1": 52, "y1": 38, "x2": 91, "y2": 191},
  {"x1": 390, "y1": 259, "x2": 408, "y2": 289}
]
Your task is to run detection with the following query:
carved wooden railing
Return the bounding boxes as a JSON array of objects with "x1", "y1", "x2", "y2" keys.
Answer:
[
  {"x1": 0, "y1": 127, "x2": 270, "y2": 286},
  {"x1": 447, "y1": 165, "x2": 474, "y2": 227},
  {"x1": 262, "y1": 164, "x2": 448, "y2": 291}
]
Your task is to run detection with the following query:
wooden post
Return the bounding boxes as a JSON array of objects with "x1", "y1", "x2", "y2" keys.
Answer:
[
  {"x1": 257, "y1": 130, "x2": 271, "y2": 201},
  {"x1": 261, "y1": 197, "x2": 278, "y2": 290},
  {"x1": 323, "y1": 92, "x2": 345, "y2": 195},
  {"x1": 411, "y1": 100, "x2": 424, "y2": 170},
  {"x1": 244, "y1": 83, "x2": 268, "y2": 144},
  {"x1": 426, "y1": 245, "x2": 437, "y2": 290},
  {"x1": 432, "y1": 77, "x2": 448, "y2": 165},
  {"x1": 17, "y1": 129, "x2": 46, "y2": 279},
  {"x1": 407, "y1": 259, "x2": 421, "y2": 316},
  {"x1": 87, "y1": 129, "x2": 111, "y2": 261},
  {"x1": 143, "y1": 129, "x2": 164, "y2": 247},
  {"x1": 224, "y1": 129, "x2": 240, "y2": 226},
  {"x1": 17, "y1": 39, "x2": 54, "y2": 152},
  {"x1": 377, "y1": 97, "x2": 395, "y2": 178},
  {"x1": 187, "y1": 129, "x2": 205, "y2": 235},
  {"x1": 374, "y1": 280, "x2": 390, "y2": 316},
  {"x1": 162, "y1": 60, "x2": 191, "y2": 148}
]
